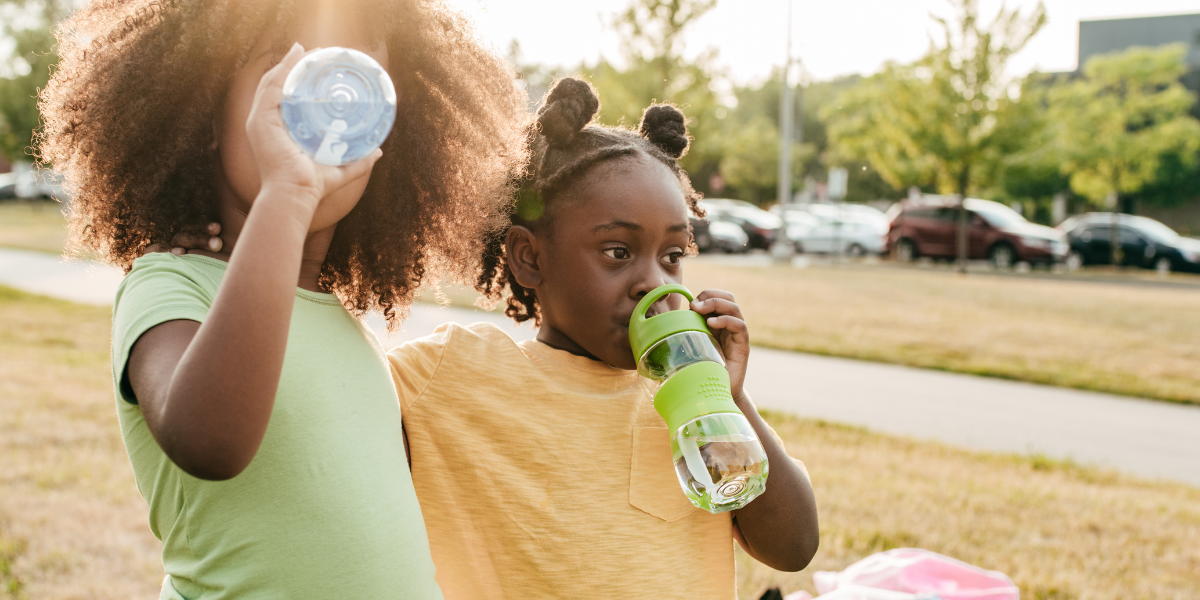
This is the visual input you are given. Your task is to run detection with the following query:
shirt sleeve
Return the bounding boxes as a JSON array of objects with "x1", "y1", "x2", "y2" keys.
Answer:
[
  {"x1": 386, "y1": 325, "x2": 453, "y2": 414},
  {"x1": 111, "y1": 255, "x2": 215, "y2": 405}
]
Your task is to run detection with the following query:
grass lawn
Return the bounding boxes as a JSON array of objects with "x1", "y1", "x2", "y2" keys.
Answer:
[
  {"x1": 685, "y1": 260, "x2": 1200, "y2": 405},
  {"x1": 1, "y1": 286, "x2": 1197, "y2": 599},
  {"x1": 0, "y1": 202, "x2": 70, "y2": 255}
]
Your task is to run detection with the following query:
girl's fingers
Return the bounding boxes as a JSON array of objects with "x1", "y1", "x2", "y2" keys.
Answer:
[
  {"x1": 705, "y1": 315, "x2": 748, "y2": 335},
  {"x1": 249, "y1": 43, "x2": 304, "y2": 127},
  {"x1": 169, "y1": 230, "x2": 222, "y2": 252},
  {"x1": 695, "y1": 289, "x2": 735, "y2": 303},
  {"x1": 691, "y1": 297, "x2": 744, "y2": 320},
  {"x1": 322, "y1": 149, "x2": 383, "y2": 191}
]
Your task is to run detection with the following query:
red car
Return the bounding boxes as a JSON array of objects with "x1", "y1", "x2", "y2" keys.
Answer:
[{"x1": 886, "y1": 198, "x2": 1068, "y2": 267}]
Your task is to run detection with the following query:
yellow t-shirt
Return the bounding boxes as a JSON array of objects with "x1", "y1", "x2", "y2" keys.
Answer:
[{"x1": 388, "y1": 322, "x2": 741, "y2": 599}]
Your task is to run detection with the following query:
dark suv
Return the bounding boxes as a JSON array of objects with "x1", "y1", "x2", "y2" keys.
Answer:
[
  {"x1": 887, "y1": 198, "x2": 1068, "y2": 267},
  {"x1": 1059, "y1": 213, "x2": 1200, "y2": 273}
]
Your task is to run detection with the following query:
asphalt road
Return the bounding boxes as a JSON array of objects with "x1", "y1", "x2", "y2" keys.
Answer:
[{"x1": 3, "y1": 247, "x2": 1198, "y2": 486}]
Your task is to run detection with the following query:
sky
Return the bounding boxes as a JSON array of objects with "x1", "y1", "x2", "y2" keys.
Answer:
[{"x1": 443, "y1": 0, "x2": 1200, "y2": 84}]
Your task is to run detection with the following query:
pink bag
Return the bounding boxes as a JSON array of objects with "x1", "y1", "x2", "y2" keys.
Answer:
[{"x1": 812, "y1": 548, "x2": 1019, "y2": 600}]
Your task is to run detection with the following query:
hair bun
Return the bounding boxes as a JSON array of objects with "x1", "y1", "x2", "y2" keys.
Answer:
[
  {"x1": 537, "y1": 77, "x2": 600, "y2": 146},
  {"x1": 638, "y1": 104, "x2": 689, "y2": 159}
]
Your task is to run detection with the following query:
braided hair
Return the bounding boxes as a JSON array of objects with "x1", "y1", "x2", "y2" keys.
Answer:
[{"x1": 475, "y1": 77, "x2": 705, "y2": 326}]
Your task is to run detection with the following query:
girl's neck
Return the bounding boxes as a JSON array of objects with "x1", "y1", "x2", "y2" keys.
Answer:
[
  {"x1": 536, "y1": 323, "x2": 603, "y2": 363},
  {"x1": 190, "y1": 199, "x2": 336, "y2": 294}
]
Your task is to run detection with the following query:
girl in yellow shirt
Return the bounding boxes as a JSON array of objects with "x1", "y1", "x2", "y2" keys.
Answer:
[{"x1": 389, "y1": 77, "x2": 819, "y2": 599}]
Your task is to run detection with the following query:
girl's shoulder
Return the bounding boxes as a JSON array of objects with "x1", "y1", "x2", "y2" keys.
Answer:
[{"x1": 387, "y1": 321, "x2": 527, "y2": 412}]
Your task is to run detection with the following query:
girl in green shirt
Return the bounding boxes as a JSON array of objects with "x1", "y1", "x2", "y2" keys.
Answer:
[{"x1": 39, "y1": 1, "x2": 527, "y2": 597}]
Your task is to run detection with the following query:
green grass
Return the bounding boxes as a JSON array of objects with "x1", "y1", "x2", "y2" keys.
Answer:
[{"x1": 2, "y1": 285, "x2": 1197, "y2": 599}]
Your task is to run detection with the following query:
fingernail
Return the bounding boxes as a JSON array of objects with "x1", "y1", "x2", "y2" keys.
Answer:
[
  {"x1": 171, "y1": 247, "x2": 183, "y2": 256},
  {"x1": 209, "y1": 237, "x2": 223, "y2": 252}
]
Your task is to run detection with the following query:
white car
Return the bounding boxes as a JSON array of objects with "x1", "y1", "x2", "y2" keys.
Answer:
[
  {"x1": 788, "y1": 218, "x2": 887, "y2": 256},
  {"x1": 774, "y1": 203, "x2": 889, "y2": 256},
  {"x1": 14, "y1": 169, "x2": 68, "y2": 200}
]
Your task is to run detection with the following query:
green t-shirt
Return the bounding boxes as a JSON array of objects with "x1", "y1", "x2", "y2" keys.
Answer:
[{"x1": 111, "y1": 253, "x2": 442, "y2": 600}]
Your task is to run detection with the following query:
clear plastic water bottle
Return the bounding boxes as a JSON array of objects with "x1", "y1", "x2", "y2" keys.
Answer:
[
  {"x1": 280, "y1": 47, "x2": 397, "y2": 166},
  {"x1": 630, "y1": 284, "x2": 769, "y2": 513}
]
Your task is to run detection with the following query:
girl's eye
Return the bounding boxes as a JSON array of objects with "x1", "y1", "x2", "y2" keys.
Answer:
[
  {"x1": 603, "y1": 247, "x2": 630, "y2": 260},
  {"x1": 664, "y1": 250, "x2": 684, "y2": 265}
]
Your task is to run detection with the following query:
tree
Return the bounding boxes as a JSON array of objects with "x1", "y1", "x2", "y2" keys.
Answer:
[
  {"x1": 1049, "y1": 43, "x2": 1200, "y2": 265},
  {"x1": 823, "y1": 0, "x2": 1046, "y2": 270},
  {"x1": 587, "y1": 0, "x2": 724, "y2": 190},
  {"x1": 0, "y1": 0, "x2": 69, "y2": 163}
]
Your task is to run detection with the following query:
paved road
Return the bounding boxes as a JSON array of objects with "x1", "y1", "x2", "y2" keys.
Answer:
[{"x1": 3, "y1": 247, "x2": 1198, "y2": 486}]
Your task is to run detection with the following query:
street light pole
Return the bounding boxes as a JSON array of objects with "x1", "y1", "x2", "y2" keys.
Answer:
[{"x1": 778, "y1": 0, "x2": 794, "y2": 207}]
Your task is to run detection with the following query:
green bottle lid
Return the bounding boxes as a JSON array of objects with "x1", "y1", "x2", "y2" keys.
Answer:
[{"x1": 629, "y1": 284, "x2": 713, "y2": 363}]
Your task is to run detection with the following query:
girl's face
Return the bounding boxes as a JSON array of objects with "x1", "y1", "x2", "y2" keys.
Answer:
[
  {"x1": 217, "y1": 8, "x2": 388, "y2": 232},
  {"x1": 530, "y1": 156, "x2": 692, "y2": 370}
]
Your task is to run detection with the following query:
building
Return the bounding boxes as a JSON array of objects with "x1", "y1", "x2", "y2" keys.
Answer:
[{"x1": 1078, "y1": 14, "x2": 1200, "y2": 234}]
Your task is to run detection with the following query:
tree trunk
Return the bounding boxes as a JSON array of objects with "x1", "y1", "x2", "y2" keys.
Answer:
[
  {"x1": 956, "y1": 166, "x2": 971, "y2": 275},
  {"x1": 1108, "y1": 191, "x2": 1122, "y2": 269}
]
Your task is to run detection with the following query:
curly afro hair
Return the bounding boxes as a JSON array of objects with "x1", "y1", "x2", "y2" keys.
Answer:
[
  {"x1": 475, "y1": 76, "x2": 704, "y2": 326},
  {"x1": 38, "y1": 0, "x2": 529, "y2": 328}
]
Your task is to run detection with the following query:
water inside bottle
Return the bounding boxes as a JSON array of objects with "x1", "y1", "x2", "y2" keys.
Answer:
[
  {"x1": 281, "y1": 47, "x2": 397, "y2": 165},
  {"x1": 638, "y1": 331, "x2": 725, "y2": 395},
  {"x1": 672, "y1": 413, "x2": 769, "y2": 513}
]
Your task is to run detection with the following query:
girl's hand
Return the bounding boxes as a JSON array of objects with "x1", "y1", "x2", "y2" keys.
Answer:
[
  {"x1": 690, "y1": 290, "x2": 750, "y2": 401},
  {"x1": 246, "y1": 43, "x2": 381, "y2": 215}
]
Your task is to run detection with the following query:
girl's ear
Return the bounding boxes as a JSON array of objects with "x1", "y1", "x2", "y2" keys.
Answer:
[{"x1": 505, "y1": 225, "x2": 543, "y2": 289}]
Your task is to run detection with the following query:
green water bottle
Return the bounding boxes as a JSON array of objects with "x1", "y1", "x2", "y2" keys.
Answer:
[{"x1": 630, "y1": 284, "x2": 769, "y2": 513}]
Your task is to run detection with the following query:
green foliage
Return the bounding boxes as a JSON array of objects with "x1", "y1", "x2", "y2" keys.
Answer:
[
  {"x1": 586, "y1": 0, "x2": 724, "y2": 188},
  {"x1": 1048, "y1": 44, "x2": 1200, "y2": 209},
  {"x1": 823, "y1": 0, "x2": 1046, "y2": 198},
  {"x1": 0, "y1": 0, "x2": 68, "y2": 163},
  {"x1": 718, "y1": 112, "x2": 812, "y2": 203},
  {"x1": 717, "y1": 71, "x2": 897, "y2": 204}
]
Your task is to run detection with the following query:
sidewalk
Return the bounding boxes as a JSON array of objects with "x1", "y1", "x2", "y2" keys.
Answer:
[{"x1": 3, "y1": 247, "x2": 1198, "y2": 486}]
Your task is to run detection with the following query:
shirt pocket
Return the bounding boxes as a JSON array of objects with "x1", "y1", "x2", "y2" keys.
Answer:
[{"x1": 629, "y1": 426, "x2": 699, "y2": 522}]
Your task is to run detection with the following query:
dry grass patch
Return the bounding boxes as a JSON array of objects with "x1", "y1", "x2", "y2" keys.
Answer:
[
  {"x1": 687, "y1": 260, "x2": 1200, "y2": 405},
  {"x1": 2, "y1": 286, "x2": 1197, "y2": 599},
  {"x1": 0, "y1": 202, "x2": 70, "y2": 255},
  {"x1": 738, "y1": 413, "x2": 1200, "y2": 600},
  {"x1": 0, "y1": 286, "x2": 161, "y2": 600}
]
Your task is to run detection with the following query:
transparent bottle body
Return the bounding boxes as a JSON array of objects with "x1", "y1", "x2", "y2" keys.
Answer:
[
  {"x1": 637, "y1": 331, "x2": 769, "y2": 513},
  {"x1": 637, "y1": 330, "x2": 726, "y2": 392},
  {"x1": 672, "y1": 413, "x2": 769, "y2": 513},
  {"x1": 280, "y1": 47, "x2": 397, "y2": 165}
]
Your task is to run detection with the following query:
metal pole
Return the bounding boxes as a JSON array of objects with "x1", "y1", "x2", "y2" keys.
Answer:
[{"x1": 777, "y1": 0, "x2": 793, "y2": 207}]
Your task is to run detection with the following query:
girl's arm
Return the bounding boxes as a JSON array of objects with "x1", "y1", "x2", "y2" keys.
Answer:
[
  {"x1": 692, "y1": 290, "x2": 820, "y2": 572},
  {"x1": 125, "y1": 44, "x2": 381, "y2": 481}
]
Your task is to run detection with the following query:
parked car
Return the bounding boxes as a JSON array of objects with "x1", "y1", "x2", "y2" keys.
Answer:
[
  {"x1": 0, "y1": 172, "x2": 17, "y2": 199},
  {"x1": 790, "y1": 218, "x2": 888, "y2": 256},
  {"x1": 1058, "y1": 213, "x2": 1200, "y2": 273},
  {"x1": 14, "y1": 168, "x2": 67, "y2": 200},
  {"x1": 700, "y1": 198, "x2": 783, "y2": 250},
  {"x1": 691, "y1": 215, "x2": 749, "y2": 253},
  {"x1": 773, "y1": 203, "x2": 889, "y2": 255},
  {"x1": 887, "y1": 198, "x2": 1068, "y2": 267},
  {"x1": 775, "y1": 202, "x2": 889, "y2": 232}
]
